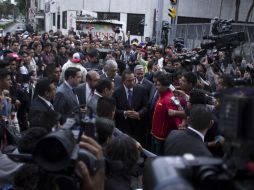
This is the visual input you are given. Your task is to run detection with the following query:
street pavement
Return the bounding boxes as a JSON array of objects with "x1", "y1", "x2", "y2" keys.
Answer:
[{"x1": 3, "y1": 22, "x2": 26, "y2": 35}]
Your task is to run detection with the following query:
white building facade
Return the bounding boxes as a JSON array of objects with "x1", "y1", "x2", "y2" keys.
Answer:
[
  {"x1": 45, "y1": 0, "x2": 157, "y2": 37},
  {"x1": 44, "y1": 0, "x2": 254, "y2": 37}
]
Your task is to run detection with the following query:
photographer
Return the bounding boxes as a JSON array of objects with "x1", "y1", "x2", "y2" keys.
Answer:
[
  {"x1": 79, "y1": 135, "x2": 105, "y2": 190},
  {"x1": 13, "y1": 134, "x2": 105, "y2": 190},
  {"x1": 104, "y1": 135, "x2": 139, "y2": 190}
]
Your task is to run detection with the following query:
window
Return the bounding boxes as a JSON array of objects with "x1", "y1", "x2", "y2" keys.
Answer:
[
  {"x1": 97, "y1": 12, "x2": 120, "y2": 21},
  {"x1": 62, "y1": 11, "x2": 67, "y2": 29},
  {"x1": 177, "y1": 16, "x2": 211, "y2": 24},
  {"x1": 127, "y1": 14, "x2": 145, "y2": 36},
  {"x1": 53, "y1": 13, "x2": 56, "y2": 26},
  {"x1": 57, "y1": 14, "x2": 60, "y2": 29}
]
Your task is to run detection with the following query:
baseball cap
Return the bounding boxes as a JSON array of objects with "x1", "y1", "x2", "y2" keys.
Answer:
[
  {"x1": 6, "y1": 53, "x2": 22, "y2": 61},
  {"x1": 71, "y1": 53, "x2": 81, "y2": 63}
]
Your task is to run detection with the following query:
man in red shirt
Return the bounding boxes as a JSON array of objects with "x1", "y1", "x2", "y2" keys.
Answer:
[{"x1": 151, "y1": 73, "x2": 182, "y2": 155}]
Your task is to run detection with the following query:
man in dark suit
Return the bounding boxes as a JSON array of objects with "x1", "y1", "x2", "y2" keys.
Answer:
[
  {"x1": 30, "y1": 77, "x2": 56, "y2": 112},
  {"x1": 100, "y1": 59, "x2": 122, "y2": 89},
  {"x1": 112, "y1": 69, "x2": 148, "y2": 146},
  {"x1": 164, "y1": 105, "x2": 213, "y2": 157},
  {"x1": 87, "y1": 79, "x2": 114, "y2": 116},
  {"x1": 29, "y1": 77, "x2": 58, "y2": 132},
  {"x1": 134, "y1": 64, "x2": 153, "y2": 97},
  {"x1": 74, "y1": 70, "x2": 100, "y2": 105},
  {"x1": 54, "y1": 67, "x2": 81, "y2": 123}
]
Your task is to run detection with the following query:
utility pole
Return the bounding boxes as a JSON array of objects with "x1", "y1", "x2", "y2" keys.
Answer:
[{"x1": 155, "y1": 0, "x2": 164, "y2": 45}]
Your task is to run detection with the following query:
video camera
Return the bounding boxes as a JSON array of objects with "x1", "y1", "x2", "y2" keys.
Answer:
[
  {"x1": 7, "y1": 106, "x2": 102, "y2": 190},
  {"x1": 179, "y1": 49, "x2": 207, "y2": 67},
  {"x1": 144, "y1": 87, "x2": 254, "y2": 190},
  {"x1": 174, "y1": 38, "x2": 185, "y2": 53},
  {"x1": 201, "y1": 18, "x2": 246, "y2": 51}
]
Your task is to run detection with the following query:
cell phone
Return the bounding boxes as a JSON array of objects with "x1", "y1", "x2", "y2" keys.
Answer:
[
  {"x1": 171, "y1": 96, "x2": 180, "y2": 106},
  {"x1": 169, "y1": 84, "x2": 176, "y2": 92}
]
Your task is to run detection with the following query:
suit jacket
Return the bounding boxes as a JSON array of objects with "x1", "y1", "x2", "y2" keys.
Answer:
[
  {"x1": 148, "y1": 86, "x2": 158, "y2": 113},
  {"x1": 138, "y1": 78, "x2": 153, "y2": 97},
  {"x1": 87, "y1": 93, "x2": 100, "y2": 116},
  {"x1": 144, "y1": 71, "x2": 153, "y2": 83},
  {"x1": 112, "y1": 85, "x2": 148, "y2": 142},
  {"x1": 164, "y1": 128, "x2": 212, "y2": 157},
  {"x1": 54, "y1": 82, "x2": 79, "y2": 123},
  {"x1": 30, "y1": 96, "x2": 53, "y2": 112},
  {"x1": 74, "y1": 83, "x2": 86, "y2": 105},
  {"x1": 100, "y1": 73, "x2": 122, "y2": 89}
]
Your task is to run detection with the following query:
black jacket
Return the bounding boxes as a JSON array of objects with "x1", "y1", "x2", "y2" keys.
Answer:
[{"x1": 164, "y1": 128, "x2": 213, "y2": 157}]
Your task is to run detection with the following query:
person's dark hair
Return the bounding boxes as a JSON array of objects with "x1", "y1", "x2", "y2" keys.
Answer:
[
  {"x1": 153, "y1": 70, "x2": 165, "y2": 80},
  {"x1": 233, "y1": 55, "x2": 243, "y2": 64},
  {"x1": 97, "y1": 97, "x2": 116, "y2": 119},
  {"x1": 155, "y1": 48, "x2": 164, "y2": 55},
  {"x1": 19, "y1": 50, "x2": 29, "y2": 57},
  {"x1": 95, "y1": 79, "x2": 112, "y2": 94},
  {"x1": 4, "y1": 56, "x2": 16, "y2": 64},
  {"x1": 58, "y1": 44, "x2": 66, "y2": 50},
  {"x1": 121, "y1": 69, "x2": 133, "y2": 81},
  {"x1": 218, "y1": 74, "x2": 234, "y2": 89},
  {"x1": 28, "y1": 110, "x2": 59, "y2": 132},
  {"x1": 64, "y1": 67, "x2": 80, "y2": 80},
  {"x1": 45, "y1": 63, "x2": 60, "y2": 77},
  {"x1": 183, "y1": 72, "x2": 197, "y2": 87},
  {"x1": 0, "y1": 68, "x2": 11, "y2": 80},
  {"x1": 33, "y1": 41, "x2": 42, "y2": 49},
  {"x1": 105, "y1": 135, "x2": 138, "y2": 173},
  {"x1": 189, "y1": 89, "x2": 207, "y2": 105},
  {"x1": 116, "y1": 60, "x2": 126, "y2": 76},
  {"x1": 18, "y1": 127, "x2": 48, "y2": 154},
  {"x1": 0, "y1": 59, "x2": 10, "y2": 68},
  {"x1": 156, "y1": 73, "x2": 172, "y2": 87},
  {"x1": 88, "y1": 49, "x2": 98, "y2": 58},
  {"x1": 189, "y1": 105, "x2": 213, "y2": 131},
  {"x1": 95, "y1": 117, "x2": 115, "y2": 145},
  {"x1": 124, "y1": 44, "x2": 131, "y2": 49},
  {"x1": 35, "y1": 77, "x2": 52, "y2": 97},
  {"x1": 11, "y1": 40, "x2": 19, "y2": 46}
]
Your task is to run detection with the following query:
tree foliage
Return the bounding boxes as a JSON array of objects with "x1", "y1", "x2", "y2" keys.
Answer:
[
  {"x1": 16, "y1": 0, "x2": 30, "y2": 19},
  {"x1": 16, "y1": 0, "x2": 30, "y2": 20},
  {"x1": 0, "y1": 0, "x2": 18, "y2": 19}
]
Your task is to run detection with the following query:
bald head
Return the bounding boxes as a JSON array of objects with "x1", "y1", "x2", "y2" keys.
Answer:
[{"x1": 86, "y1": 70, "x2": 100, "y2": 90}]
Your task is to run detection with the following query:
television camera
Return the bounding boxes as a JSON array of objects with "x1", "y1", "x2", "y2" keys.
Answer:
[
  {"x1": 7, "y1": 106, "x2": 103, "y2": 190},
  {"x1": 201, "y1": 18, "x2": 246, "y2": 51}
]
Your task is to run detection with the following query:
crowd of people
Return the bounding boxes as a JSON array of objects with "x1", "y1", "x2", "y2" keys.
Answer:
[{"x1": 0, "y1": 28, "x2": 253, "y2": 190}]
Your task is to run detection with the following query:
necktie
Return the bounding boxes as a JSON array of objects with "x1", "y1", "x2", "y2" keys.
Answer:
[{"x1": 128, "y1": 89, "x2": 132, "y2": 107}]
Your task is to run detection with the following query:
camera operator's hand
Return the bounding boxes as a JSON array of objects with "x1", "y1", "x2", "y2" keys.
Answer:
[
  {"x1": 79, "y1": 135, "x2": 104, "y2": 190},
  {"x1": 80, "y1": 107, "x2": 87, "y2": 114}
]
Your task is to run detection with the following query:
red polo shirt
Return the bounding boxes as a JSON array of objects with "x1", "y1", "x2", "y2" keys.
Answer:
[{"x1": 151, "y1": 89, "x2": 182, "y2": 140}]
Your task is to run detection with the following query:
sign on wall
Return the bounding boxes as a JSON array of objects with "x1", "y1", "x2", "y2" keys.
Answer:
[{"x1": 77, "y1": 22, "x2": 121, "y2": 39}]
